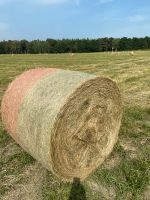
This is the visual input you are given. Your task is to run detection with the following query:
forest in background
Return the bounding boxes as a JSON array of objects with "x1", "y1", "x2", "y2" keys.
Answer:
[{"x1": 0, "y1": 37, "x2": 150, "y2": 54}]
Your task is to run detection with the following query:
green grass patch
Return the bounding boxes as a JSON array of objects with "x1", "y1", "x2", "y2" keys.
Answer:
[
  {"x1": 0, "y1": 185, "x2": 11, "y2": 196},
  {"x1": 42, "y1": 171, "x2": 71, "y2": 200},
  {"x1": 1, "y1": 151, "x2": 35, "y2": 176},
  {"x1": 124, "y1": 76, "x2": 143, "y2": 83},
  {"x1": 0, "y1": 124, "x2": 11, "y2": 147},
  {"x1": 95, "y1": 158, "x2": 149, "y2": 199},
  {"x1": 120, "y1": 106, "x2": 150, "y2": 138}
]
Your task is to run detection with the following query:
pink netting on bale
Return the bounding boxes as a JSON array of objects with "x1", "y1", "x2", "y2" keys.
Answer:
[{"x1": 1, "y1": 68, "x2": 58, "y2": 140}]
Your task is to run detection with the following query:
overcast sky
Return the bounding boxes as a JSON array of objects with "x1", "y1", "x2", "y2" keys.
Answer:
[{"x1": 0, "y1": 0, "x2": 150, "y2": 40}]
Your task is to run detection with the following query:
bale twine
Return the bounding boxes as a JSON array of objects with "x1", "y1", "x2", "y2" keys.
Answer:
[{"x1": 1, "y1": 68, "x2": 122, "y2": 181}]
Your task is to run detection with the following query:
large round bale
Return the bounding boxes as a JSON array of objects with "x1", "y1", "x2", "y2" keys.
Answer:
[{"x1": 1, "y1": 68, "x2": 122, "y2": 181}]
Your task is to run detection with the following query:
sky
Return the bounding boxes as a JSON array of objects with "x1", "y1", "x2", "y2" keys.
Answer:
[{"x1": 0, "y1": 0, "x2": 150, "y2": 40}]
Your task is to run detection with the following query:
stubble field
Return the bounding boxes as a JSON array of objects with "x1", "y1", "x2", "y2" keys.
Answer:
[{"x1": 0, "y1": 51, "x2": 150, "y2": 200}]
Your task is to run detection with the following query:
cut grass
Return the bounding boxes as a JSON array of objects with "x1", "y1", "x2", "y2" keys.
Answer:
[
  {"x1": 42, "y1": 171, "x2": 71, "y2": 200},
  {"x1": 0, "y1": 126, "x2": 11, "y2": 147},
  {"x1": 1, "y1": 148, "x2": 35, "y2": 177},
  {"x1": 120, "y1": 106, "x2": 150, "y2": 138},
  {"x1": 0, "y1": 51, "x2": 150, "y2": 199},
  {"x1": 95, "y1": 158, "x2": 149, "y2": 200}
]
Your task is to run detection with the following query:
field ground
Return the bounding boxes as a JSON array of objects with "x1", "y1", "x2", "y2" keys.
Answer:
[{"x1": 0, "y1": 51, "x2": 150, "y2": 200}]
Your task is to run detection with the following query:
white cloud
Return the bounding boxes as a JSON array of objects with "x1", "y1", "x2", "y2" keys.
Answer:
[
  {"x1": 97, "y1": 0, "x2": 114, "y2": 4},
  {"x1": 0, "y1": 0, "x2": 80, "y2": 6},
  {"x1": 38, "y1": 0, "x2": 80, "y2": 5},
  {"x1": 114, "y1": 14, "x2": 149, "y2": 24},
  {"x1": 38, "y1": 0, "x2": 69, "y2": 5},
  {"x1": 128, "y1": 15, "x2": 148, "y2": 23}
]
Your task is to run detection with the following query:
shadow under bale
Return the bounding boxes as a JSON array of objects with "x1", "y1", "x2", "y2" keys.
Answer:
[{"x1": 69, "y1": 177, "x2": 87, "y2": 200}]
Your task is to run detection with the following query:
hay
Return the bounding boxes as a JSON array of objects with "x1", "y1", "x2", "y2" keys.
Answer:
[
  {"x1": 1, "y1": 68, "x2": 58, "y2": 140},
  {"x1": 1, "y1": 68, "x2": 122, "y2": 181}
]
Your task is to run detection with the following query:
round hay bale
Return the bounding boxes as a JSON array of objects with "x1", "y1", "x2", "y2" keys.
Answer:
[{"x1": 1, "y1": 68, "x2": 122, "y2": 181}]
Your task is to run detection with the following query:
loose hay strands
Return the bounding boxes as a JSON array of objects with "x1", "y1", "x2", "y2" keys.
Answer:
[{"x1": 1, "y1": 68, "x2": 122, "y2": 181}]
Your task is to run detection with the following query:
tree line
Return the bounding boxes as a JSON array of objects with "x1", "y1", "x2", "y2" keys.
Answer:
[{"x1": 0, "y1": 37, "x2": 150, "y2": 54}]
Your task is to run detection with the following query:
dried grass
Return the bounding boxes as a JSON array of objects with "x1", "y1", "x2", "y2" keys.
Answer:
[{"x1": 1, "y1": 68, "x2": 122, "y2": 181}]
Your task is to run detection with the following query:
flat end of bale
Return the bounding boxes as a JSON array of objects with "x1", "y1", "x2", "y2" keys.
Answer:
[{"x1": 50, "y1": 76, "x2": 122, "y2": 181}]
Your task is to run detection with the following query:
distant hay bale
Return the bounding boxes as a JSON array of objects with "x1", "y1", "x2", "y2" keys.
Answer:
[
  {"x1": 130, "y1": 51, "x2": 134, "y2": 56},
  {"x1": 1, "y1": 68, "x2": 122, "y2": 181}
]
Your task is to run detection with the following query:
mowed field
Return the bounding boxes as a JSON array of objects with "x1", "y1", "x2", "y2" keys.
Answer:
[{"x1": 0, "y1": 51, "x2": 150, "y2": 200}]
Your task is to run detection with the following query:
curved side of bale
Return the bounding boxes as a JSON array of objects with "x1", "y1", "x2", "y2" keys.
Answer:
[
  {"x1": 16, "y1": 70, "x2": 95, "y2": 172},
  {"x1": 1, "y1": 68, "x2": 58, "y2": 140},
  {"x1": 16, "y1": 70, "x2": 122, "y2": 181},
  {"x1": 1, "y1": 68, "x2": 122, "y2": 181}
]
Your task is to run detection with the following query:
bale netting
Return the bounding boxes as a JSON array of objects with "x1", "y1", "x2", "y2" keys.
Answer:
[{"x1": 1, "y1": 68, "x2": 122, "y2": 181}]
